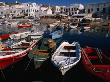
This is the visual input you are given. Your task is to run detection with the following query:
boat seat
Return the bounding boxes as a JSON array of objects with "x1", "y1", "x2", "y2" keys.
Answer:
[{"x1": 64, "y1": 46, "x2": 76, "y2": 50}]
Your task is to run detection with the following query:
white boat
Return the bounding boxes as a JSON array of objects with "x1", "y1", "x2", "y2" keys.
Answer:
[
  {"x1": 70, "y1": 25, "x2": 77, "y2": 29},
  {"x1": 9, "y1": 31, "x2": 44, "y2": 40},
  {"x1": 69, "y1": 23, "x2": 78, "y2": 29},
  {"x1": 51, "y1": 41, "x2": 81, "y2": 75},
  {"x1": 10, "y1": 31, "x2": 30, "y2": 40}
]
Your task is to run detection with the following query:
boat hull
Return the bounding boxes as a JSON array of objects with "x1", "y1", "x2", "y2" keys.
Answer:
[
  {"x1": 0, "y1": 40, "x2": 38, "y2": 70},
  {"x1": 17, "y1": 25, "x2": 32, "y2": 28},
  {"x1": 81, "y1": 48, "x2": 110, "y2": 81}
]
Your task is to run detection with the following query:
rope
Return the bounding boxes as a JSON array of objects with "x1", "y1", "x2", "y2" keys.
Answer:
[
  {"x1": 0, "y1": 69, "x2": 6, "y2": 81},
  {"x1": 24, "y1": 57, "x2": 34, "y2": 71}
]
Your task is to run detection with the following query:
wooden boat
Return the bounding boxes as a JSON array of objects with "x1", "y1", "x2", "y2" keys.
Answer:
[
  {"x1": 81, "y1": 47, "x2": 110, "y2": 81},
  {"x1": 49, "y1": 27, "x2": 63, "y2": 39},
  {"x1": 0, "y1": 32, "x2": 17, "y2": 40},
  {"x1": 10, "y1": 31, "x2": 30, "y2": 40},
  {"x1": 69, "y1": 23, "x2": 78, "y2": 29},
  {"x1": 50, "y1": 30, "x2": 63, "y2": 39},
  {"x1": 31, "y1": 38, "x2": 50, "y2": 68},
  {"x1": 51, "y1": 41, "x2": 81, "y2": 75},
  {"x1": 0, "y1": 32, "x2": 43, "y2": 69},
  {"x1": 17, "y1": 23, "x2": 32, "y2": 28}
]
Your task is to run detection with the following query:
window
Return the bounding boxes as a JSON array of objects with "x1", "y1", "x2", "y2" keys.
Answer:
[
  {"x1": 74, "y1": 8, "x2": 77, "y2": 11},
  {"x1": 103, "y1": 8, "x2": 106, "y2": 13},
  {"x1": 69, "y1": 8, "x2": 70, "y2": 11},
  {"x1": 72, "y1": 8, "x2": 74, "y2": 11},
  {"x1": 88, "y1": 9, "x2": 90, "y2": 13},
  {"x1": 26, "y1": 9, "x2": 28, "y2": 12},
  {"x1": 1, "y1": 12, "x2": 3, "y2": 14},
  {"x1": 91, "y1": 8, "x2": 93, "y2": 12},
  {"x1": 83, "y1": 9, "x2": 85, "y2": 13},
  {"x1": 75, "y1": 12, "x2": 77, "y2": 14},
  {"x1": 66, "y1": 8, "x2": 68, "y2": 12},
  {"x1": 97, "y1": 8, "x2": 99, "y2": 11},
  {"x1": 72, "y1": 12, "x2": 74, "y2": 15}
]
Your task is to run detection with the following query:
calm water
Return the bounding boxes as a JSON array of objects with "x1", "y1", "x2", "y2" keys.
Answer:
[{"x1": 0, "y1": 30, "x2": 110, "y2": 82}]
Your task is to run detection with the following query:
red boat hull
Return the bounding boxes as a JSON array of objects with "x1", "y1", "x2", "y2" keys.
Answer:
[
  {"x1": 0, "y1": 40, "x2": 37, "y2": 69},
  {"x1": 0, "y1": 32, "x2": 17, "y2": 40},
  {"x1": 81, "y1": 47, "x2": 110, "y2": 82},
  {"x1": 17, "y1": 24, "x2": 32, "y2": 28},
  {"x1": 0, "y1": 50, "x2": 28, "y2": 69}
]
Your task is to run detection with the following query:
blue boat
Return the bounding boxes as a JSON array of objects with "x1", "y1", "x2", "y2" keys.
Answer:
[
  {"x1": 43, "y1": 26, "x2": 63, "y2": 39},
  {"x1": 50, "y1": 26, "x2": 63, "y2": 39},
  {"x1": 50, "y1": 29, "x2": 63, "y2": 39}
]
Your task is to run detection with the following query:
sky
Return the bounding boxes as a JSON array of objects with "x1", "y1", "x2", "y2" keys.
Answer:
[{"x1": 1, "y1": 0, "x2": 110, "y2": 6}]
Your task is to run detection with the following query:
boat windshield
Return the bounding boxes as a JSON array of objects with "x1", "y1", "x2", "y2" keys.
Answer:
[{"x1": 60, "y1": 52, "x2": 76, "y2": 57}]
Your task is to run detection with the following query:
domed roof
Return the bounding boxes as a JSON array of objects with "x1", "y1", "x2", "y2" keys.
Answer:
[{"x1": 78, "y1": 4, "x2": 84, "y2": 10}]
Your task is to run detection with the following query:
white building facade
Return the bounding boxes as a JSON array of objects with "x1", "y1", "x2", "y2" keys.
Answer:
[
  {"x1": 0, "y1": 2, "x2": 10, "y2": 18},
  {"x1": 0, "y1": 2, "x2": 53, "y2": 18},
  {"x1": 84, "y1": 2, "x2": 110, "y2": 19},
  {"x1": 54, "y1": 4, "x2": 84, "y2": 16},
  {"x1": 21, "y1": 3, "x2": 41, "y2": 17}
]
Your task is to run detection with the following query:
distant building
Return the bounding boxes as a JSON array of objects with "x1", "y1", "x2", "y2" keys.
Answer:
[
  {"x1": 0, "y1": 2, "x2": 5, "y2": 6},
  {"x1": 53, "y1": 6, "x2": 65, "y2": 14},
  {"x1": 22, "y1": 3, "x2": 41, "y2": 17},
  {"x1": 84, "y1": 2, "x2": 110, "y2": 19},
  {"x1": 9, "y1": 4, "x2": 24, "y2": 18},
  {"x1": 53, "y1": 4, "x2": 85, "y2": 22},
  {"x1": 64, "y1": 4, "x2": 84, "y2": 16},
  {"x1": 36, "y1": 5, "x2": 53, "y2": 17},
  {"x1": 0, "y1": 5, "x2": 10, "y2": 18}
]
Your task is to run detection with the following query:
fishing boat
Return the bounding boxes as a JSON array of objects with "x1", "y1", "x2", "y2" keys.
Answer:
[
  {"x1": 0, "y1": 32, "x2": 43, "y2": 70},
  {"x1": 50, "y1": 30, "x2": 63, "y2": 39},
  {"x1": 69, "y1": 23, "x2": 78, "y2": 29},
  {"x1": 51, "y1": 41, "x2": 81, "y2": 75},
  {"x1": 81, "y1": 47, "x2": 110, "y2": 81},
  {"x1": 10, "y1": 31, "x2": 30, "y2": 40},
  {"x1": 43, "y1": 26, "x2": 63, "y2": 40},
  {"x1": 31, "y1": 38, "x2": 56, "y2": 68},
  {"x1": 17, "y1": 23, "x2": 32, "y2": 28},
  {"x1": 0, "y1": 32, "x2": 17, "y2": 40},
  {"x1": 49, "y1": 27, "x2": 63, "y2": 39},
  {"x1": 10, "y1": 31, "x2": 44, "y2": 40}
]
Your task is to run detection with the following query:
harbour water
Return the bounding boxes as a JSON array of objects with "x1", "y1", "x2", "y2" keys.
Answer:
[{"x1": 0, "y1": 29, "x2": 110, "y2": 82}]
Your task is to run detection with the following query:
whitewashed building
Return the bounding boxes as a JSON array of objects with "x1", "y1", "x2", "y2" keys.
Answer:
[
  {"x1": 9, "y1": 4, "x2": 24, "y2": 18},
  {"x1": 54, "y1": 4, "x2": 84, "y2": 16},
  {"x1": 0, "y1": 5, "x2": 10, "y2": 18},
  {"x1": 35, "y1": 5, "x2": 53, "y2": 17},
  {"x1": 22, "y1": 3, "x2": 41, "y2": 17},
  {"x1": 84, "y1": 2, "x2": 110, "y2": 19}
]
